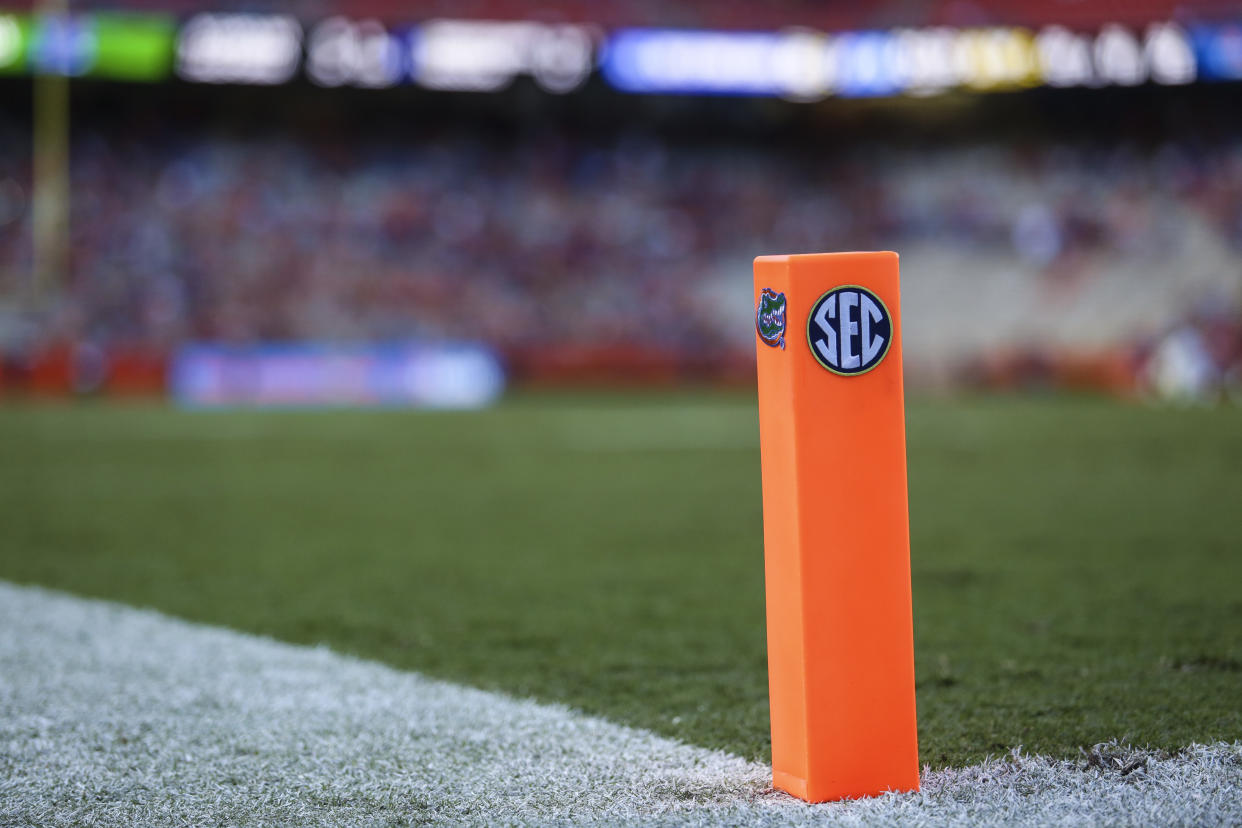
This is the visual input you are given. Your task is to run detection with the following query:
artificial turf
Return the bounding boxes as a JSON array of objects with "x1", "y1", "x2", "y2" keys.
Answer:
[{"x1": 1, "y1": 392, "x2": 1239, "y2": 767}]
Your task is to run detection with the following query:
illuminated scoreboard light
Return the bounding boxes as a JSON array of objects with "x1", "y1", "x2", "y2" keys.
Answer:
[
  {"x1": 412, "y1": 19, "x2": 596, "y2": 93},
  {"x1": 91, "y1": 14, "x2": 176, "y2": 81},
  {"x1": 175, "y1": 13, "x2": 301, "y2": 85},
  {"x1": 0, "y1": 13, "x2": 29, "y2": 74},
  {"x1": 0, "y1": 10, "x2": 173, "y2": 80},
  {"x1": 602, "y1": 29, "x2": 832, "y2": 98},
  {"x1": 603, "y1": 22, "x2": 1201, "y2": 99},
  {"x1": 297, "y1": 16, "x2": 598, "y2": 92},
  {"x1": 306, "y1": 17, "x2": 404, "y2": 88},
  {"x1": 1191, "y1": 23, "x2": 1242, "y2": 80}
]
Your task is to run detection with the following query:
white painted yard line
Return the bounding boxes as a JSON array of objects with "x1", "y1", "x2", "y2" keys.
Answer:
[{"x1": 0, "y1": 580, "x2": 1238, "y2": 827}]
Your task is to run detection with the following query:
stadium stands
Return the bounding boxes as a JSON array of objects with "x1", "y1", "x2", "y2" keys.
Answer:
[{"x1": 1, "y1": 109, "x2": 1239, "y2": 387}]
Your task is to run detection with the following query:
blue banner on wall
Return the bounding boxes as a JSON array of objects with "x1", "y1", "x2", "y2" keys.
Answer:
[{"x1": 170, "y1": 342, "x2": 505, "y2": 409}]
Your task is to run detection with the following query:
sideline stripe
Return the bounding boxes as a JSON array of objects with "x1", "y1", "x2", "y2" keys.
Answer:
[{"x1": 1, "y1": 581, "x2": 1239, "y2": 826}]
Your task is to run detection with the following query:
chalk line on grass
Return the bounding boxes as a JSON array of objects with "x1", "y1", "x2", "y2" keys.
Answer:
[{"x1": 1, "y1": 580, "x2": 1238, "y2": 826}]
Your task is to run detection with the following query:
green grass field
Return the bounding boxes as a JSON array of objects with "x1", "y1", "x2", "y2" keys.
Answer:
[{"x1": 1, "y1": 392, "x2": 1239, "y2": 768}]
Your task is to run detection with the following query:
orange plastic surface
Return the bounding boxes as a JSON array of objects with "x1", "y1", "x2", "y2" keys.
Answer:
[{"x1": 754, "y1": 251, "x2": 919, "y2": 803}]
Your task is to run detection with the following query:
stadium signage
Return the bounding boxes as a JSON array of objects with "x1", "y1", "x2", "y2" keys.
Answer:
[
  {"x1": 9, "y1": 9, "x2": 1241, "y2": 92},
  {"x1": 170, "y1": 343, "x2": 505, "y2": 408},
  {"x1": 601, "y1": 22, "x2": 1201, "y2": 99},
  {"x1": 0, "y1": 10, "x2": 175, "y2": 80},
  {"x1": 413, "y1": 20, "x2": 595, "y2": 93},
  {"x1": 176, "y1": 13, "x2": 301, "y2": 84},
  {"x1": 306, "y1": 16, "x2": 403, "y2": 88},
  {"x1": 807, "y1": 285, "x2": 891, "y2": 375}
]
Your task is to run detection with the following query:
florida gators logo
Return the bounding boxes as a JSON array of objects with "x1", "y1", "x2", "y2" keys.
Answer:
[{"x1": 756, "y1": 288, "x2": 787, "y2": 349}]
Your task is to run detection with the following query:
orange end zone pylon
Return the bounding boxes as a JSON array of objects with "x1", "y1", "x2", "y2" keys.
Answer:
[{"x1": 753, "y1": 251, "x2": 919, "y2": 803}]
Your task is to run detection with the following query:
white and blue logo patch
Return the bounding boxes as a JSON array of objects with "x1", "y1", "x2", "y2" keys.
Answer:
[{"x1": 806, "y1": 285, "x2": 892, "y2": 376}]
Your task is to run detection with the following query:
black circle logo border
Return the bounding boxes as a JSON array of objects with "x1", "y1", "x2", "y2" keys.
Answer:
[{"x1": 805, "y1": 284, "x2": 893, "y2": 377}]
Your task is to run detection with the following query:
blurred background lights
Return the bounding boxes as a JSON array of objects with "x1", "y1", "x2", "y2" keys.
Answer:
[
  {"x1": 950, "y1": 28, "x2": 1039, "y2": 90},
  {"x1": 307, "y1": 17, "x2": 403, "y2": 88},
  {"x1": 1036, "y1": 26, "x2": 1096, "y2": 87},
  {"x1": 769, "y1": 30, "x2": 833, "y2": 102},
  {"x1": 1094, "y1": 24, "x2": 1146, "y2": 86},
  {"x1": 176, "y1": 13, "x2": 301, "y2": 85},
  {"x1": 893, "y1": 27, "x2": 957, "y2": 95},
  {"x1": 602, "y1": 29, "x2": 786, "y2": 95},
  {"x1": 1146, "y1": 23, "x2": 1196, "y2": 85},
  {"x1": 413, "y1": 20, "x2": 594, "y2": 93},
  {"x1": 527, "y1": 24, "x2": 594, "y2": 93},
  {"x1": 0, "y1": 14, "x2": 22, "y2": 70},
  {"x1": 0, "y1": 12, "x2": 1229, "y2": 98},
  {"x1": 31, "y1": 15, "x2": 95, "y2": 76}
]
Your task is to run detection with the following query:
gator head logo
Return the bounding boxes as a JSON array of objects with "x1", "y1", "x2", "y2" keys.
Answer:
[{"x1": 756, "y1": 288, "x2": 787, "y2": 349}]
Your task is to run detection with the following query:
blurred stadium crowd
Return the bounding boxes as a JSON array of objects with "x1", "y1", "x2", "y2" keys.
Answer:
[{"x1": 0, "y1": 104, "x2": 1240, "y2": 394}]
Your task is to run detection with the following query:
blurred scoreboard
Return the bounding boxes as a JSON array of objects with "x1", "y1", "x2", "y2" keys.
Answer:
[{"x1": 1, "y1": 7, "x2": 1241, "y2": 97}]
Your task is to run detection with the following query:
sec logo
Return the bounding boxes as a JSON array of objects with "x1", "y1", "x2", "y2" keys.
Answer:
[{"x1": 806, "y1": 285, "x2": 892, "y2": 376}]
